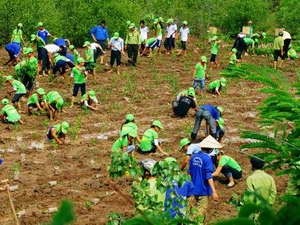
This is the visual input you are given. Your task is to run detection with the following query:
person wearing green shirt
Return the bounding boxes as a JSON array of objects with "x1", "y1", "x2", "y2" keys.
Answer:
[
  {"x1": 52, "y1": 52, "x2": 75, "y2": 77},
  {"x1": 30, "y1": 34, "x2": 49, "y2": 75},
  {"x1": 273, "y1": 32, "x2": 284, "y2": 69},
  {"x1": 193, "y1": 56, "x2": 207, "y2": 95},
  {"x1": 6, "y1": 76, "x2": 26, "y2": 111},
  {"x1": 138, "y1": 120, "x2": 168, "y2": 155},
  {"x1": 229, "y1": 48, "x2": 238, "y2": 66},
  {"x1": 11, "y1": 23, "x2": 24, "y2": 44},
  {"x1": 83, "y1": 41, "x2": 95, "y2": 75},
  {"x1": 209, "y1": 36, "x2": 221, "y2": 68},
  {"x1": 120, "y1": 114, "x2": 140, "y2": 143},
  {"x1": 0, "y1": 98, "x2": 23, "y2": 124},
  {"x1": 80, "y1": 90, "x2": 98, "y2": 111},
  {"x1": 212, "y1": 150, "x2": 242, "y2": 187},
  {"x1": 27, "y1": 88, "x2": 46, "y2": 115},
  {"x1": 71, "y1": 57, "x2": 87, "y2": 107},
  {"x1": 154, "y1": 19, "x2": 163, "y2": 50},
  {"x1": 125, "y1": 23, "x2": 140, "y2": 66},
  {"x1": 69, "y1": 45, "x2": 81, "y2": 64},
  {"x1": 47, "y1": 121, "x2": 70, "y2": 145},
  {"x1": 45, "y1": 91, "x2": 64, "y2": 120},
  {"x1": 141, "y1": 37, "x2": 159, "y2": 57},
  {"x1": 207, "y1": 77, "x2": 227, "y2": 96},
  {"x1": 112, "y1": 127, "x2": 137, "y2": 153},
  {"x1": 244, "y1": 156, "x2": 277, "y2": 205}
]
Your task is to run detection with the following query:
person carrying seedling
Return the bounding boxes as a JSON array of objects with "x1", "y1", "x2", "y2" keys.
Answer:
[
  {"x1": 209, "y1": 36, "x2": 221, "y2": 68},
  {"x1": 4, "y1": 42, "x2": 21, "y2": 66},
  {"x1": 68, "y1": 45, "x2": 81, "y2": 64},
  {"x1": 27, "y1": 88, "x2": 46, "y2": 115},
  {"x1": 52, "y1": 52, "x2": 75, "y2": 77},
  {"x1": 193, "y1": 56, "x2": 207, "y2": 95},
  {"x1": 229, "y1": 48, "x2": 238, "y2": 66},
  {"x1": 108, "y1": 32, "x2": 124, "y2": 75},
  {"x1": 5, "y1": 76, "x2": 26, "y2": 111},
  {"x1": 177, "y1": 21, "x2": 189, "y2": 56},
  {"x1": 0, "y1": 98, "x2": 23, "y2": 124},
  {"x1": 207, "y1": 77, "x2": 227, "y2": 96},
  {"x1": 45, "y1": 91, "x2": 64, "y2": 120},
  {"x1": 190, "y1": 104, "x2": 223, "y2": 140},
  {"x1": 80, "y1": 90, "x2": 98, "y2": 111},
  {"x1": 112, "y1": 127, "x2": 138, "y2": 153},
  {"x1": 273, "y1": 31, "x2": 284, "y2": 70},
  {"x1": 83, "y1": 41, "x2": 95, "y2": 75},
  {"x1": 47, "y1": 121, "x2": 69, "y2": 145},
  {"x1": 172, "y1": 87, "x2": 197, "y2": 118},
  {"x1": 70, "y1": 57, "x2": 87, "y2": 107},
  {"x1": 138, "y1": 120, "x2": 168, "y2": 155},
  {"x1": 11, "y1": 23, "x2": 24, "y2": 45},
  {"x1": 212, "y1": 150, "x2": 242, "y2": 187}
]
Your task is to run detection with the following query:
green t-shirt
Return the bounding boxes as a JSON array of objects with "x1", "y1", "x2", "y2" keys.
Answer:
[
  {"x1": 146, "y1": 37, "x2": 156, "y2": 46},
  {"x1": 122, "y1": 122, "x2": 138, "y2": 133},
  {"x1": 85, "y1": 48, "x2": 94, "y2": 62},
  {"x1": 1, "y1": 104, "x2": 21, "y2": 123},
  {"x1": 12, "y1": 80, "x2": 26, "y2": 94},
  {"x1": 194, "y1": 63, "x2": 206, "y2": 79},
  {"x1": 273, "y1": 36, "x2": 284, "y2": 50},
  {"x1": 72, "y1": 67, "x2": 86, "y2": 84},
  {"x1": 210, "y1": 42, "x2": 219, "y2": 55},
  {"x1": 244, "y1": 37, "x2": 254, "y2": 45},
  {"x1": 35, "y1": 36, "x2": 45, "y2": 48},
  {"x1": 155, "y1": 24, "x2": 162, "y2": 37},
  {"x1": 27, "y1": 93, "x2": 38, "y2": 105},
  {"x1": 112, "y1": 136, "x2": 129, "y2": 151},
  {"x1": 11, "y1": 29, "x2": 23, "y2": 43},
  {"x1": 53, "y1": 123, "x2": 64, "y2": 135},
  {"x1": 46, "y1": 91, "x2": 63, "y2": 109},
  {"x1": 139, "y1": 128, "x2": 158, "y2": 152},
  {"x1": 219, "y1": 155, "x2": 242, "y2": 171},
  {"x1": 54, "y1": 55, "x2": 69, "y2": 64},
  {"x1": 229, "y1": 53, "x2": 237, "y2": 65},
  {"x1": 208, "y1": 80, "x2": 221, "y2": 91}
]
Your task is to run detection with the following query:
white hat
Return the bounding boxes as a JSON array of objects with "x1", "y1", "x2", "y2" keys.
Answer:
[{"x1": 199, "y1": 135, "x2": 223, "y2": 149}]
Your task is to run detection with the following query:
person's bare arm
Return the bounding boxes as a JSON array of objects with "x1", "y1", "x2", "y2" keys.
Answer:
[
  {"x1": 51, "y1": 128, "x2": 63, "y2": 145},
  {"x1": 180, "y1": 156, "x2": 190, "y2": 170},
  {"x1": 156, "y1": 144, "x2": 168, "y2": 156},
  {"x1": 208, "y1": 178, "x2": 219, "y2": 200},
  {"x1": 212, "y1": 165, "x2": 223, "y2": 177}
]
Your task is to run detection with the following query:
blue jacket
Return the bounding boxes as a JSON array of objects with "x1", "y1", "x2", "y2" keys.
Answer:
[
  {"x1": 201, "y1": 104, "x2": 220, "y2": 120},
  {"x1": 37, "y1": 29, "x2": 50, "y2": 43},
  {"x1": 5, "y1": 42, "x2": 21, "y2": 56},
  {"x1": 189, "y1": 151, "x2": 214, "y2": 196},
  {"x1": 53, "y1": 38, "x2": 66, "y2": 47},
  {"x1": 90, "y1": 25, "x2": 109, "y2": 41}
]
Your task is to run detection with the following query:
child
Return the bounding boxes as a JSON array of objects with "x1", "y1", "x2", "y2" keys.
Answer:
[
  {"x1": 140, "y1": 37, "x2": 159, "y2": 57},
  {"x1": 209, "y1": 36, "x2": 221, "y2": 68},
  {"x1": 207, "y1": 77, "x2": 227, "y2": 96},
  {"x1": 229, "y1": 48, "x2": 238, "y2": 66},
  {"x1": 108, "y1": 32, "x2": 124, "y2": 75},
  {"x1": 52, "y1": 53, "x2": 75, "y2": 77},
  {"x1": 27, "y1": 88, "x2": 46, "y2": 115},
  {"x1": 45, "y1": 91, "x2": 64, "y2": 120},
  {"x1": 216, "y1": 117, "x2": 225, "y2": 142},
  {"x1": 193, "y1": 56, "x2": 207, "y2": 95},
  {"x1": 112, "y1": 127, "x2": 137, "y2": 153},
  {"x1": 5, "y1": 76, "x2": 26, "y2": 111},
  {"x1": 11, "y1": 23, "x2": 24, "y2": 45},
  {"x1": 70, "y1": 57, "x2": 87, "y2": 107},
  {"x1": 4, "y1": 42, "x2": 21, "y2": 66},
  {"x1": 83, "y1": 41, "x2": 95, "y2": 75},
  {"x1": 80, "y1": 90, "x2": 98, "y2": 111},
  {"x1": 47, "y1": 121, "x2": 69, "y2": 145},
  {"x1": 0, "y1": 98, "x2": 23, "y2": 124},
  {"x1": 178, "y1": 21, "x2": 189, "y2": 56},
  {"x1": 120, "y1": 113, "x2": 140, "y2": 142},
  {"x1": 68, "y1": 45, "x2": 81, "y2": 64}
]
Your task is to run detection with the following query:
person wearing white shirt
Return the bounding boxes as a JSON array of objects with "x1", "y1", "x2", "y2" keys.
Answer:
[
  {"x1": 178, "y1": 21, "x2": 190, "y2": 56},
  {"x1": 90, "y1": 42, "x2": 104, "y2": 63},
  {"x1": 165, "y1": 19, "x2": 176, "y2": 53},
  {"x1": 282, "y1": 29, "x2": 292, "y2": 59},
  {"x1": 139, "y1": 20, "x2": 149, "y2": 54},
  {"x1": 171, "y1": 22, "x2": 178, "y2": 49},
  {"x1": 108, "y1": 32, "x2": 124, "y2": 75}
]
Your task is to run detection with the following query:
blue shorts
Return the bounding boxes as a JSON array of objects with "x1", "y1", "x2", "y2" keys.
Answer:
[{"x1": 193, "y1": 79, "x2": 205, "y2": 90}]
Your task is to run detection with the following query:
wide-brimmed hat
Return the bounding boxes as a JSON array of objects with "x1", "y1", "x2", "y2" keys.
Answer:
[{"x1": 199, "y1": 135, "x2": 223, "y2": 148}]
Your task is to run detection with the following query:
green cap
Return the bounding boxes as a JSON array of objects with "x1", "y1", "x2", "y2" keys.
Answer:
[
  {"x1": 17, "y1": 23, "x2": 23, "y2": 28},
  {"x1": 1, "y1": 98, "x2": 9, "y2": 105},
  {"x1": 182, "y1": 21, "x2": 188, "y2": 25},
  {"x1": 220, "y1": 77, "x2": 227, "y2": 86},
  {"x1": 201, "y1": 56, "x2": 207, "y2": 62},
  {"x1": 61, "y1": 121, "x2": 69, "y2": 134},
  {"x1": 37, "y1": 22, "x2": 43, "y2": 27},
  {"x1": 217, "y1": 106, "x2": 224, "y2": 113},
  {"x1": 120, "y1": 127, "x2": 137, "y2": 138},
  {"x1": 211, "y1": 36, "x2": 218, "y2": 41},
  {"x1": 88, "y1": 90, "x2": 96, "y2": 97},
  {"x1": 30, "y1": 34, "x2": 36, "y2": 41},
  {"x1": 56, "y1": 98, "x2": 64, "y2": 109},
  {"x1": 69, "y1": 45, "x2": 75, "y2": 50},
  {"x1": 188, "y1": 87, "x2": 195, "y2": 97},
  {"x1": 153, "y1": 19, "x2": 159, "y2": 24},
  {"x1": 23, "y1": 47, "x2": 33, "y2": 55},
  {"x1": 125, "y1": 113, "x2": 134, "y2": 122},
  {"x1": 232, "y1": 48, "x2": 237, "y2": 53},
  {"x1": 129, "y1": 23, "x2": 135, "y2": 29},
  {"x1": 179, "y1": 138, "x2": 190, "y2": 150},
  {"x1": 126, "y1": 20, "x2": 131, "y2": 25},
  {"x1": 77, "y1": 57, "x2": 85, "y2": 64},
  {"x1": 216, "y1": 117, "x2": 225, "y2": 130},
  {"x1": 5, "y1": 75, "x2": 13, "y2": 81},
  {"x1": 36, "y1": 88, "x2": 45, "y2": 95},
  {"x1": 113, "y1": 32, "x2": 119, "y2": 39},
  {"x1": 152, "y1": 120, "x2": 163, "y2": 129},
  {"x1": 83, "y1": 41, "x2": 91, "y2": 47}
]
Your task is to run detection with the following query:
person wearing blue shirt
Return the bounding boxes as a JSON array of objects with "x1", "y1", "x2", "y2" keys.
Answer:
[
  {"x1": 36, "y1": 22, "x2": 51, "y2": 44},
  {"x1": 179, "y1": 138, "x2": 202, "y2": 170},
  {"x1": 53, "y1": 38, "x2": 69, "y2": 56},
  {"x1": 191, "y1": 104, "x2": 223, "y2": 140},
  {"x1": 90, "y1": 20, "x2": 109, "y2": 64},
  {"x1": 4, "y1": 42, "x2": 21, "y2": 66}
]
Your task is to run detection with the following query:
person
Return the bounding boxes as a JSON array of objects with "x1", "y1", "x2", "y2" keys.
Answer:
[
  {"x1": 27, "y1": 88, "x2": 46, "y2": 115},
  {"x1": 215, "y1": 117, "x2": 225, "y2": 142},
  {"x1": 120, "y1": 114, "x2": 138, "y2": 134},
  {"x1": 5, "y1": 76, "x2": 26, "y2": 111},
  {"x1": 209, "y1": 36, "x2": 221, "y2": 68},
  {"x1": 288, "y1": 48, "x2": 298, "y2": 60},
  {"x1": 112, "y1": 127, "x2": 137, "y2": 153},
  {"x1": 139, "y1": 20, "x2": 149, "y2": 54},
  {"x1": 207, "y1": 77, "x2": 227, "y2": 96},
  {"x1": 80, "y1": 90, "x2": 98, "y2": 111},
  {"x1": 282, "y1": 28, "x2": 292, "y2": 59},
  {"x1": 229, "y1": 48, "x2": 238, "y2": 66},
  {"x1": 30, "y1": 34, "x2": 49, "y2": 75},
  {"x1": 52, "y1": 53, "x2": 75, "y2": 76},
  {"x1": 125, "y1": 23, "x2": 140, "y2": 66},
  {"x1": 138, "y1": 120, "x2": 168, "y2": 155},
  {"x1": 170, "y1": 19, "x2": 177, "y2": 49},
  {"x1": 36, "y1": 22, "x2": 52, "y2": 44},
  {"x1": 90, "y1": 42, "x2": 104, "y2": 63},
  {"x1": 4, "y1": 42, "x2": 21, "y2": 66},
  {"x1": 47, "y1": 121, "x2": 69, "y2": 145},
  {"x1": 273, "y1": 31, "x2": 284, "y2": 69},
  {"x1": 108, "y1": 32, "x2": 124, "y2": 75},
  {"x1": 191, "y1": 104, "x2": 223, "y2": 140},
  {"x1": 232, "y1": 33, "x2": 247, "y2": 60},
  {"x1": 140, "y1": 37, "x2": 159, "y2": 57},
  {"x1": 178, "y1": 137, "x2": 202, "y2": 170},
  {"x1": 193, "y1": 56, "x2": 207, "y2": 95},
  {"x1": 0, "y1": 98, "x2": 23, "y2": 124},
  {"x1": 212, "y1": 150, "x2": 242, "y2": 187},
  {"x1": 153, "y1": 19, "x2": 163, "y2": 52},
  {"x1": 175, "y1": 87, "x2": 197, "y2": 103},
  {"x1": 244, "y1": 156, "x2": 277, "y2": 205},
  {"x1": 83, "y1": 41, "x2": 95, "y2": 75},
  {"x1": 172, "y1": 87, "x2": 197, "y2": 117},
  {"x1": 178, "y1": 21, "x2": 189, "y2": 56},
  {"x1": 90, "y1": 20, "x2": 109, "y2": 64},
  {"x1": 243, "y1": 37, "x2": 255, "y2": 55},
  {"x1": 70, "y1": 57, "x2": 87, "y2": 107},
  {"x1": 45, "y1": 91, "x2": 64, "y2": 120},
  {"x1": 53, "y1": 38, "x2": 69, "y2": 56},
  {"x1": 165, "y1": 19, "x2": 176, "y2": 54},
  {"x1": 68, "y1": 45, "x2": 81, "y2": 64},
  {"x1": 11, "y1": 23, "x2": 24, "y2": 45},
  {"x1": 247, "y1": 20, "x2": 254, "y2": 38}
]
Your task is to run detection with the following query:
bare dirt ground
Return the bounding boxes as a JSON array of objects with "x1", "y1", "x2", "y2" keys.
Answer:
[{"x1": 0, "y1": 39, "x2": 298, "y2": 225}]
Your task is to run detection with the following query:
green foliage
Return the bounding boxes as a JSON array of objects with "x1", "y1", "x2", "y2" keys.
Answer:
[
  {"x1": 254, "y1": 48, "x2": 273, "y2": 56},
  {"x1": 50, "y1": 200, "x2": 75, "y2": 225}
]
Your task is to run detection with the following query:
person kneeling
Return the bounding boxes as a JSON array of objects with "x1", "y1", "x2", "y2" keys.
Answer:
[
  {"x1": 47, "y1": 121, "x2": 69, "y2": 145},
  {"x1": 172, "y1": 87, "x2": 197, "y2": 117},
  {"x1": 80, "y1": 90, "x2": 98, "y2": 111}
]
